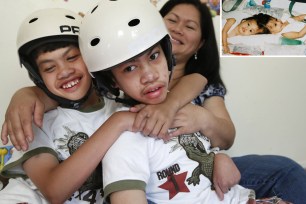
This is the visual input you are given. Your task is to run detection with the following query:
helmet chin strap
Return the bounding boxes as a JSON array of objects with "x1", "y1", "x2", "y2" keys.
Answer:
[
  {"x1": 36, "y1": 81, "x2": 93, "y2": 109},
  {"x1": 114, "y1": 96, "x2": 139, "y2": 107}
]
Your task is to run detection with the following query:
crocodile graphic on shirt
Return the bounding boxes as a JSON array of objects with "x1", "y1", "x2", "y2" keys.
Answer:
[
  {"x1": 54, "y1": 126, "x2": 103, "y2": 198},
  {"x1": 178, "y1": 132, "x2": 215, "y2": 187}
]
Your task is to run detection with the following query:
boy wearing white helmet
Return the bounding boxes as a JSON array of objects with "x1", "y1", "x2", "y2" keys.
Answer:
[
  {"x1": 0, "y1": 8, "x2": 138, "y2": 204},
  {"x1": 78, "y1": 1, "x2": 263, "y2": 204}
]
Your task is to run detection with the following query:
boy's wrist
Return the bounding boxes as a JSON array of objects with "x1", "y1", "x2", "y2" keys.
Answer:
[{"x1": 112, "y1": 111, "x2": 134, "y2": 132}]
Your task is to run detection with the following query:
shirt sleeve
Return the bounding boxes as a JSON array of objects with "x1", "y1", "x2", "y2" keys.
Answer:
[
  {"x1": 102, "y1": 131, "x2": 150, "y2": 198},
  {"x1": 1, "y1": 124, "x2": 57, "y2": 178},
  {"x1": 193, "y1": 83, "x2": 226, "y2": 106}
]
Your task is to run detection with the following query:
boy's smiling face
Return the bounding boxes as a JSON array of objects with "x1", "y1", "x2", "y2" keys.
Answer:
[
  {"x1": 111, "y1": 44, "x2": 169, "y2": 105},
  {"x1": 36, "y1": 45, "x2": 92, "y2": 101}
]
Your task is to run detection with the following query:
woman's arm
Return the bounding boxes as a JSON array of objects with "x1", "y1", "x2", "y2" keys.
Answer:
[
  {"x1": 170, "y1": 96, "x2": 235, "y2": 150},
  {"x1": 169, "y1": 96, "x2": 237, "y2": 200},
  {"x1": 131, "y1": 73, "x2": 207, "y2": 139},
  {"x1": 167, "y1": 73, "x2": 207, "y2": 112},
  {"x1": 168, "y1": 98, "x2": 237, "y2": 199},
  {"x1": 200, "y1": 96, "x2": 235, "y2": 149},
  {"x1": 222, "y1": 18, "x2": 236, "y2": 54},
  {"x1": 1, "y1": 86, "x2": 58, "y2": 150},
  {"x1": 23, "y1": 111, "x2": 135, "y2": 204}
]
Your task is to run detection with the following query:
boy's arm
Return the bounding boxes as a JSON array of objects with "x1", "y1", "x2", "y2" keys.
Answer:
[
  {"x1": 131, "y1": 73, "x2": 207, "y2": 139},
  {"x1": 222, "y1": 18, "x2": 236, "y2": 54},
  {"x1": 292, "y1": 14, "x2": 306, "y2": 22},
  {"x1": 282, "y1": 25, "x2": 306, "y2": 39},
  {"x1": 213, "y1": 153, "x2": 241, "y2": 200},
  {"x1": 110, "y1": 190, "x2": 147, "y2": 204},
  {"x1": 1, "y1": 86, "x2": 58, "y2": 151},
  {"x1": 23, "y1": 111, "x2": 135, "y2": 203}
]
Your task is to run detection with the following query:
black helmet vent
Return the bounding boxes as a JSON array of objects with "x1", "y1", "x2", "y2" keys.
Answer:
[
  {"x1": 29, "y1": 18, "x2": 38, "y2": 24},
  {"x1": 128, "y1": 19, "x2": 140, "y2": 27},
  {"x1": 65, "y1": 15, "x2": 75, "y2": 20}
]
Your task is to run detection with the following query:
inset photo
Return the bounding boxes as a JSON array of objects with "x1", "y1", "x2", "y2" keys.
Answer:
[{"x1": 221, "y1": 0, "x2": 306, "y2": 56}]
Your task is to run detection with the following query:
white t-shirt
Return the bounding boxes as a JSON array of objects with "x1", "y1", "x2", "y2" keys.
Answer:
[
  {"x1": 102, "y1": 106, "x2": 253, "y2": 204},
  {"x1": 0, "y1": 98, "x2": 117, "y2": 204}
]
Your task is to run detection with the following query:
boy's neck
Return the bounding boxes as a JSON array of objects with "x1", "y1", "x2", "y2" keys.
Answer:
[{"x1": 78, "y1": 91, "x2": 104, "y2": 112}]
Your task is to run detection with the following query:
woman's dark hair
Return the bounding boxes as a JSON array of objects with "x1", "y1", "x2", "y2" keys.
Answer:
[{"x1": 160, "y1": 0, "x2": 225, "y2": 88}]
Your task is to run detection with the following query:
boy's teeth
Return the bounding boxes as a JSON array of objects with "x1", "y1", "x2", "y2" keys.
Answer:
[
  {"x1": 63, "y1": 79, "x2": 79, "y2": 89},
  {"x1": 149, "y1": 88, "x2": 158, "y2": 93}
]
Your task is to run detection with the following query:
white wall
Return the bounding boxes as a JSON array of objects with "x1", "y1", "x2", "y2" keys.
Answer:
[
  {"x1": 1, "y1": 1, "x2": 306, "y2": 167},
  {"x1": 222, "y1": 57, "x2": 306, "y2": 167}
]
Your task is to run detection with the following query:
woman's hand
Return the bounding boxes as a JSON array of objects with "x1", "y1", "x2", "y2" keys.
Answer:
[
  {"x1": 168, "y1": 103, "x2": 203, "y2": 138},
  {"x1": 168, "y1": 97, "x2": 235, "y2": 150}
]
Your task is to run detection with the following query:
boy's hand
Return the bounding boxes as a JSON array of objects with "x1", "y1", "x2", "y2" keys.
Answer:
[
  {"x1": 130, "y1": 103, "x2": 176, "y2": 140},
  {"x1": 109, "y1": 111, "x2": 137, "y2": 132},
  {"x1": 223, "y1": 45, "x2": 230, "y2": 54},
  {"x1": 213, "y1": 153, "x2": 241, "y2": 200},
  {"x1": 1, "y1": 88, "x2": 45, "y2": 151}
]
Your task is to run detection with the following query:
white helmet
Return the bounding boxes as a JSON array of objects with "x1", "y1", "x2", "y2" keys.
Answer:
[
  {"x1": 17, "y1": 8, "x2": 81, "y2": 56},
  {"x1": 79, "y1": 0, "x2": 173, "y2": 73},
  {"x1": 18, "y1": 8, "x2": 82, "y2": 83},
  {"x1": 17, "y1": 8, "x2": 91, "y2": 109}
]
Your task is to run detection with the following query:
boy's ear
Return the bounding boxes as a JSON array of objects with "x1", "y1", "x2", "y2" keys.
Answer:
[
  {"x1": 112, "y1": 79, "x2": 119, "y2": 89},
  {"x1": 113, "y1": 83, "x2": 119, "y2": 88}
]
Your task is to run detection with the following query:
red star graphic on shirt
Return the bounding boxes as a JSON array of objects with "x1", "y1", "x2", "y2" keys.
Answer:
[{"x1": 158, "y1": 171, "x2": 190, "y2": 199}]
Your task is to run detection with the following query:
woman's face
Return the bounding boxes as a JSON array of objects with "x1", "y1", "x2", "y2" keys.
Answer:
[{"x1": 163, "y1": 4, "x2": 203, "y2": 63}]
